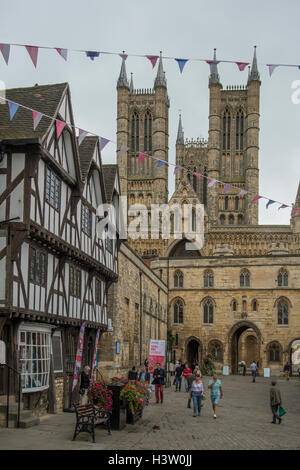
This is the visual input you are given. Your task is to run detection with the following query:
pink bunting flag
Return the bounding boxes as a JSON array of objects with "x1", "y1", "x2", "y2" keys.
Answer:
[
  {"x1": 291, "y1": 208, "x2": 300, "y2": 214},
  {"x1": 251, "y1": 195, "x2": 262, "y2": 203},
  {"x1": 32, "y1": 110, "x2": 43, "y2": 130},
  {"x1": 56, "y1": 120, "x2": 66, "y2": 139},
  {"x1": 118, "y1": 145, "x2": 128, "y2": 158},
  {"x1": 223, "y1": 184, "x2": 232, "y2": 193},
  {"x1": 78, "y1": 129, "x2": 88, "y2": 146},
  {"x1": 236, "y1": 62, "x2": 249, "y2": 71},
  {"x1": 278, "y1": 204, "x2": 288, "y2": 210},
  {"x1": 56, "y1": 48, "x2": 68, "y2": 61},
  {"x1": 238, "y1": 189, "x2": 248, "y2": 196},
  {"x1": 207, "y1": 178, "x2": 217, "y2": 187},
  {"x1": 99, "y1": 137, "x2": 110, "y2": 152},
  {"x1": 25, "y1": 45, "x2": 39, "y2": 68},
  {"x1": 146, "y1": 55, "x2": 159, "y2": 68},
  {"x1": 267, "y1": 64, "x2": 279, "y2": 77},
  {"x1": 138, "y1": 152, "x2": 148, "y2": 165},
  {"x1": 193, "y1": 172, "x2": 201, "y2": 180},
  {"x1": 0, "y1": 44, "x2": 10, "y2": 64}
]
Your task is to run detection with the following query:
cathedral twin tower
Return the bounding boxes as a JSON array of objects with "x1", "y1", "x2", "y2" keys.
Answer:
[{"x1": 116, "y1": 48, "x2": 261, "y2": 256}]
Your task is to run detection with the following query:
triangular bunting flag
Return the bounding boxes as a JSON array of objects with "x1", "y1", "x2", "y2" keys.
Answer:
[
  {"x1": 157, "y1": 160, "x2": 166, "y2": 167},
  {"x1": 292, "y1": 208, "x2": 300, "y2": 213},
  {"x1": 138, "y1": 152, "x2": 147, "y2": 165},
  {"x1": 238, "y1": 189, "x2": 248, "y2": 196},
  {"x1": 266, "y1": 199, "x2": 276, "y2": 209},
  {"x1": 193, "y1": 172, "x2": 201, "y2": 180},
  {"x1": 118, "y1": 145, "x2": 128, "y2": 158},
  {"x1": 78, "y1": 129, "x2": 88, "y2": 146},
  {"x1": 99, "y1": 137, "x2": 110, "y2": 152},
  {"x1": 56, "y1": 120, "x2": 66, "y2": 139},
  {"x1": 223, "y1": 184, "x2": 232, "y2": 193},
  {"x1": 146, "y1": 55, "x2": 159, "y2": 68},
  {"x1": 267, "y1": 64, "x2": 279, "y2": 77},
  {"x1": 56, "y1": 48, "x2": 68, "y2": 61},
  {"x1": 251, "y1": 195, "x2": 262, "y2": 203},
  {"x1": 8, "y1": 101, "x2": 19, "y2": 120},
  {"x1": 207, "y1": 178, "x2": 217, "y2": 187},
  {"x1": 175, "y1": 58, "x2": 189, "y2": 73},
  {"x1": 278, "y1": 204, "x2": 288, "y2": 210},
  {"x1": 174, "y1": 165, "x2": 182, "y2": 174},
  {"x1": 236, "y1": 62, "x2": 249, "y2": 71},
  {"x1": 206, "y1": 60, "x2": 220, "y2": 74},
  {"x1": 32, "y1": 110, "x2": 43, "y2": 130},
  {"x1": 85, "y1": 51, "x2": 100, "y2": 61},
  {"x1": 0, "y1": 44, "x2": 10, "y2": 64},
  {"x1": 25, "y1": 45, "x2": 38, "y2": 68}
]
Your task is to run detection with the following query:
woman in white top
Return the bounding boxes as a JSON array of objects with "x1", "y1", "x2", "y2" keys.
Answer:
[{"x1": 190, "y1": 372, "x2": 205, "y2": 417}]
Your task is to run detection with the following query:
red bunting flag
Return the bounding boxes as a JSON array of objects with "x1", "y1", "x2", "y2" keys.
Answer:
[
  {"x1": 56, "y1": 48, "x2": 68, "y2": 61},
  {"x1": 138, "y1": 152, "x2": 148, "y2": 165},
  {"x1": 25, "y1": 45, "x2": 39, "y2": 68},
  {"x1": 174, "y1": 165, "x2": 181, "y2": 174},
  {"x1": 291, "y1": 208, "x2": 300, "y2": 213},
  {"x1": 207, "y1": 178, "x2": 217, "y2": 187},
  {"x1": 278, "y1": 204, "x2": 288, "y2": 210},
  {"x1": 32, "y1": 110, "x2": 43, "y2": 130},
  {"x1": 56, "y1": 120, "x2": 66, "y2": 139},
  {"x1": 236, "y1": 62, "x2": 249, "y2": 71},
  {"x1": 193, "y1": 172, "x2": 201, "y2": 180},
  {"x1": 146, "y1": 55, "x2": 159, "y2": 68},
  {"x1": 251, "y1": 195, "x2": 262, "y2": 203}
]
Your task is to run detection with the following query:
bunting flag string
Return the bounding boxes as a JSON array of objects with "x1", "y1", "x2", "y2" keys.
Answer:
[
  {"x1": 1, "y1": 40, "x2": 300, "y2": 76},
  {"x1": 1, "y1": 93, "x2": 297, "y2": 213}
]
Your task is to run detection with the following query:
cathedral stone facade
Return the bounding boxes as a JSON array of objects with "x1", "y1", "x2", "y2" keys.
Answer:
[{"x1": 114, "y1": 48, "x2": 300, "y2": 376}]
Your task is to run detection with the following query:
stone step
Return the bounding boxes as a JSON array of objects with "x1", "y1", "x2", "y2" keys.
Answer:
[
  {"x1": 0, "y1": 402, "x2": 24, "y2": 413},
  {"x1": 0, "y1": 419, "x2": 16, "y2": 428},
  {"x1": 19, "y1": 417, "x2": 40, "y2": 428}
]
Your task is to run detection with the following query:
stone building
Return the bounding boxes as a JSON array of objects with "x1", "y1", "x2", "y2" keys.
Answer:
[{"x1": 115, "y1": 47, "x2": 300, "y2": 376}]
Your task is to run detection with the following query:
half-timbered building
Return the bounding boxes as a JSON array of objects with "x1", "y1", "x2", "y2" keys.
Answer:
[{"x1": 0, "y1": 83, "x2": 120, "y2": 417}]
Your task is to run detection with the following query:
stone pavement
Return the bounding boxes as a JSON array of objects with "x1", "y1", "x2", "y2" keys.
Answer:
[{"x1": 0, "y1": 375, "x2": 300, "y2": 450}]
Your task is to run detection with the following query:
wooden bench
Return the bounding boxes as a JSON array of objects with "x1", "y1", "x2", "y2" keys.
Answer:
[{"x1": 72, "y1": 403, "x2": 111, "y2": 443}]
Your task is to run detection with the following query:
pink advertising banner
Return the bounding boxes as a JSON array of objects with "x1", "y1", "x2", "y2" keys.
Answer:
[
  {"x1": 72, "y1": 321, "x2": 87, "y2": 392},
  {"x1": 91, "y1": 329, "x2": 101, "y2": 383},
  {"x1": 148, "y1": 339, "x2": 166, "y2": 374}
]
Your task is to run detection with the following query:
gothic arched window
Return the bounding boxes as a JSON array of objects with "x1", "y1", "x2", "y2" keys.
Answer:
[
  {"x1": 240, "y1": 270, "x2": 250, "y2": 287},
  {"x1": 238, "y1": 214, "x2": 243, "y2": 225},
  {"x1": 277, "y1": 300, "x2": 288, "y2": 325},
  {"x1": 229, "y1": 214, "x2": 234, "y2": 225},
  {"x1": 203, "y1": 299, "x2": 214, "y2": 324},
  {"x1": 277, "y1": 269, "x2": 288, "y2": 287},
  {"x1": 235, "y1": 196, "x2": 239, "y2": 210},
  {"x1": 220, "y1": 214, "x2": 225, "y2": 225},
  {"x1": 268, "y1": 342, "x2": 281, "y2": 362},
  {"x1": 232, "y1": 299, "x2": 237, "y2": 311},
  {"x1": 174, "y1": 299, "x2": 184, "y2": 324},
  {"x1": 131, "y1": 112, "x2": 139, "y2": 153},
  {"x1": 222, "y1": 108, "x2": 231, "y2": 151},
  {"x1": 204, "y1": 270, "x2": 214, "y2": 288},
  {"x1": 225, "y1": 196, "x2": 229, "y2": 210},
  {"x1": 236, "y1": 109, "x2": 244, "y2": 151},
  {"x1": 174, "y1": 270, "x2": 183, "y2": 288},
  {"x1": 252, "y1": 299, "x2": 258, "y2": 311},
  {"x1": 144, "y1": 110, "x2": 152, "y2": 153}
]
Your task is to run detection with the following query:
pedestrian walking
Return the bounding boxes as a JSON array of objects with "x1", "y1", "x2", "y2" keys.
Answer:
[
  {"x1": 270, "y1": 380, "x2": 282, "y2": 424},
  {"x1": 144, "y1": 358, "x2": 149, "y2": 371},
  {"x1": 250, "y1": 360, "x2": 258, "y2": 382},
  {"x1": 79, "y1": 365, "x2": 91, "y2": 405},
  {"x1": 174, "y1": 362, "x2": 183, "y2": 392},
  {"x1": 128, "y1": 366, "x2": 138, "y2": 381},
  {"x1": 208, "y1": 374, "x2": 223, "y2": 419},
  {"x1": 139, "y1": 366, "x2": 150, "y2": 383},
  {"x1": 283, "y1": 362, "x2": 290, "y2": 381},
  {"x1": 153, "y1": 362, "x2": 166, "y2": 404},
  {"x1": 189, "y1": 372, "x2": 205, "y2": 417},
  {"x1": 183, "y1": 363, "x2": 192, "y2": 392},
  {"x1": 187, "y1": 370, "x2": 197, "y2": 408}
]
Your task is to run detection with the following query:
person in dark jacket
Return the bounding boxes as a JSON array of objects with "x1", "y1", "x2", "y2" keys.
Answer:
[
  {"x1": 139, "y1": 366, "x2": 150, "y2": 383},
  {"x1": 79, "y1": 365, "x2": 91, "y2": 404},
  {"x1": 153, "y1": 363, "x2": 166, "y2": 404},
  {"x1": 128, "y1": 366, "x2": 138, "y2": 381},
  {"x1": 174, "y1": 362, "x2": 183, "y2": 392},
  {"x1": 283, "y1": 362, "x2": 290, "y2": 381},
  {"x1": 270, "y1": 380, "x2": 282, "y2": 424},
  {"x1": 144, "y1": 358, "x2": 149, "y2": 371}
]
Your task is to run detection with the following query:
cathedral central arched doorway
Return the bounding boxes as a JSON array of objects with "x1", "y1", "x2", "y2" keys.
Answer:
[
  {"x1": 186, "y1": 337, "x2": 201, "y2": 366},
  {"x1": 228, "y1": 321, "x2": 261, "y2": 374}
]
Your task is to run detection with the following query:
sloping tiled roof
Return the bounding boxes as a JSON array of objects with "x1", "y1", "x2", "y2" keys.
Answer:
[
  {"x1": 103, "y1": 165, "x2": 117, "y2": 202},
  {"x1": 0, "y1": 83, "x2": 68, "y2": 141},
  {"x1": 78, "y1": 136, "x2": 98, "y2": 180}
]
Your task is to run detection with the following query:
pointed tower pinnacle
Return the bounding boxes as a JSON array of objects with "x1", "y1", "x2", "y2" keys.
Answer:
[
  {"x1": 117, "y1": 52, "x2": 129, "y2": 88},
  {"x1": 176, "y1": 114, "x2": 184, "y2": 144},
  {"x1": 248, "y1": 46, "x2": 260, "y2": 82},
  {"x1": 209, "y1": 48, "x2": 220, "y2": 86},
  {"x1": 130, "y1": 73, "x2": 134, "y2": 93},
  {"x1": 154, "y1": 51, "x2": 167, "y2": 88}
]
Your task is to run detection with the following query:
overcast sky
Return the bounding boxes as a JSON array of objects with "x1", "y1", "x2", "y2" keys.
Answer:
[{"x1": 1, "y1": 0, "x2": 300, "y2": 225}]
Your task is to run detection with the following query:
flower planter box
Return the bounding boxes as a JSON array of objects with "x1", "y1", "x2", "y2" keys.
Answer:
[
  {"x1": 108, "y1": 383, "x2": 127, "y2": 430},
  {"x1": 126, "y1": 406, "x2": 143, "y2": 424}
]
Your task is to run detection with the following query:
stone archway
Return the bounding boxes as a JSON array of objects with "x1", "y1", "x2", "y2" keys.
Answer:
[
  {"x1": 185, "y1": 336, "x2": 202, "y2": 367},
  {"x1": 228, "y1": 321, "x2": 262, "y2": 374},
  {"x1": 288, "y1": 338, "x2": 300, "y2": 375}
]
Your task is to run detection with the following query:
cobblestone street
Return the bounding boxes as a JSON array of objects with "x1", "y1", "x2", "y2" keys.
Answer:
[{"x1": 0, "y1": 375, "x2": 300, "y2": 450}]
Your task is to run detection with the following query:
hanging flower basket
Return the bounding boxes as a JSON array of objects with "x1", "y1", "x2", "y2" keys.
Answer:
[{"x1": 86, "y1": 379, "x2": 113, "y2": 413}]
